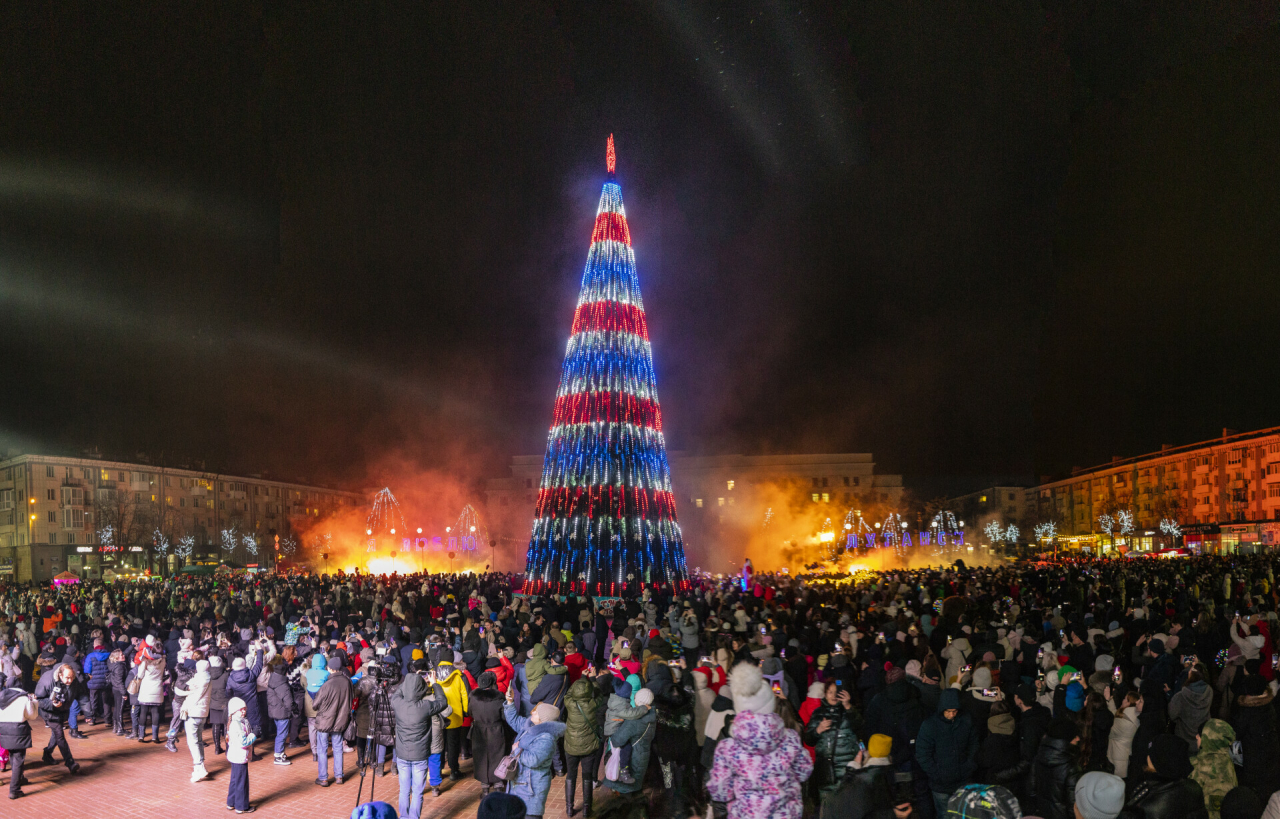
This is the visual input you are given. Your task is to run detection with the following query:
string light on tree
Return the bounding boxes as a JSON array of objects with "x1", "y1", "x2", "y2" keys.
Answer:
[
  {"x1": 175, "y1": 535, "x2": 194, "y2": 560},
  {"x1": 279, "y1": 534, "x2": 298, "y2": 556},
  {"x1": 1116, "y1": 510, "x2": 1135, "y2": 536},
  {"x1": 1098, "y1": 514, "x2": 1114, "y2": 536},
  {"x1": 152, "y1": 528, "x2": 169, "y2": 556},
  {"x1": 984, "y1": 521, "x2": 1004, "y2": 545},
  {"x1": 241, "y1": 533, "x2": 259, "y2": 556},
  {"x1": 1159, "y1": 518, "x2": 1182, "y2": 538},
  {"x1": 524, "y1": 134, "x2": 689, "y2": 594},
  {"x1": 220, "y1": 528, "x2": 239, "y2": 554},
  {"x1": 1004, "y1": 523, "x2": 1020, "y2": 544},
  {"x1": 1034, "y1": 521, "x2": 1058, "y2": 541},
  {"x1": 97, "y1": 524, "x2": 117, "y2": 553}
]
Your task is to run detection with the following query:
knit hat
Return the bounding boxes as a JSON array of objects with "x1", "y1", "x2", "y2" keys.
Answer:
[
  {"x1": 885, "y1": 666, "x2": 905, "y2": 685},
  {"x1": 477, "y1": 792, "x2": 527, "y2": 819},
  {"x1": 971, "y1": 667, "x2": 993, "y2": 690},
  {"x1": 905, "y1": 659, "x2": 922, "y2": 679},
  {"x1": 532, "y1": 702, "x2": 560, "y2": 722},
  {"x1": 1094, "y1": 654, "x2": 1114, "y2": 672},
  {"x1": 807, "y1": 682, "x2": 826, "y2": 699},
  {"x1": 1074, "y1": 772, "x2": 1125, "y2": 819},
  {"x1": 1014, "y1": 684, "x2": 1037, "y2": 706},
  {"x1": 145, "y1": 634, "x2": 158, "y2": 648},
  {"x1": 1064, "y1": 682, "x2": 1086, "y2": 712},
  {"x1": 634, "y1": 688, "x2": 654, "y2": 708},
  {"x1": 1148, "y1": 733, "x2": 1193, "y2": 779},
  {"x1": 729, "y1": 662, "x2": 775, "y2": 715},
  {"x1": 867, "y1": 733, "x2": 892, "y2": 759},
  {"x1": 351, "y1": 802, "x2": 398, "y2": 819},
  {"x1": 209, "y1": 656, "x2": 224, "y2": 668},
  {"x1": 227, "y1": 697, "x2": 247, "y2": 715},
  {"x1": 232, "y1": 657, "x2": 246, "y2": 671},
  {"x1": 988, "y1": 713, "x2": 1016, "y2": 736},
  {"x1": 196, "y1": 659, "x2": 209, "y2": 674},
  {"x1": 1148, "y1": 638, "x2": 1165, "y2": 655},
  {"x1": 1220, "y1": 785, "x2": 1265, "y2": 819}
]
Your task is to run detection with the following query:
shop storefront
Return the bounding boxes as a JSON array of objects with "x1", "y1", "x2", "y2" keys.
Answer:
[
  {"x1": 1184, "y1": 523, "x2": 1222, "y2": 554},
  {"x1": 1221, "y1": 523, "x2": 1262, "y2": 555}
]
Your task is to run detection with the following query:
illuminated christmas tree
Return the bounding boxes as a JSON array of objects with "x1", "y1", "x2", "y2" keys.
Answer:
[{"x1": 524, "y1": 135, "x2": 689, "y2": 595}]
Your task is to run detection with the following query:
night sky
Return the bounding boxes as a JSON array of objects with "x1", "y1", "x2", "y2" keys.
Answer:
[{"x1": 2, "y1": 2, "x2": 1277, "y2": 494}]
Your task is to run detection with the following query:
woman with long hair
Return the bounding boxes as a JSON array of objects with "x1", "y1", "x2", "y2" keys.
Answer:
[
  {"x1": 1077, "y1": 687, "x2": 1114, "y2": 772},
  {"x1": 1108, "y1": 691, "x2": 1142, "y2": 778}
]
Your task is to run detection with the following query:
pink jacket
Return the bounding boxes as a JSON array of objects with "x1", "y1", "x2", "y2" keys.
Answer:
[{"x1": 708, "y1": 710, "x2": 813, "y2": 819}]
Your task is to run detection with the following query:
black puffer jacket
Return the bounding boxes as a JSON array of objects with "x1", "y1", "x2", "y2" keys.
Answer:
[
  {"x1": 978, "y1": 728, "x2": 1029, "y2": 797},
  {"x1": 803, "y1": 700, "x2": 863, "y2": 797},
  {"x1": 266, "y1": 668, "x2": 294, "y2": 721},
  {"x1": 208, "y1": 666, "x2": 230, "y2": 715},
  {"x1": 1028, "y1": 735, "x2": 1081, "y2": 819},
  {"x1": 107, "y1": 652, "x2": 128, "y2": 692},
  {"x1": 1120, "y1": 776, "x2": 1209, "y2": 819}
]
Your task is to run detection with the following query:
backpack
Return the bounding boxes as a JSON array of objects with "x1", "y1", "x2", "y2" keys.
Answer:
[{"x1": 945, "y1": 784, "x2": 1022, "y2": 819}]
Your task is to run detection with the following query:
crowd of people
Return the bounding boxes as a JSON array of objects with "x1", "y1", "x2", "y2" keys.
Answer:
[{"x1": 2, "y1": 553, "x2": 1280, "y2": 819}]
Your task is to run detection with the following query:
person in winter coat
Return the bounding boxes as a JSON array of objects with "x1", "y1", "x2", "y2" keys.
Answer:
[
  {"x1": 469, "y1": 671, "x2": 510, "y2": 794},
  {"x1": 225, "y1": 697, "x2": 256, "y2": 814},
  {"x1": 82, "y1": 638, "x2": 111, "y2": 725},
  {"x1": 34, "y1": 662, "x2": 81, "y2": 774},
  {"x1": 503, "y1": 686, "x2": 568, "y2": 819},
  {"x1": 391, "y1": 671, "x2": 450, "y2": 819},
  {"x1": 1191, "y1": 718, "x2": 1238, "y2": 819},
  {"x1": 354, "y1": 657, "x2": 398, "y2": 775},
  {"x1": 978, "y1": 704, "x2": 1030, "y2": 800},
  {"x1": 692, "y1": 667, "x2": 716, "y2": 748},
  {"x1": 1170, "y1": 667, "x2": 1214, "y2": 752},
  {"x1": 106, "y1": 648, "x2": 128, "y2": 735},
  {"x1": 1108, "y1": 691, "x2": 1141, "y2": 778},
  {"x1": 563, "y1": 674, "x2": 603, "y2": 816},
  {"x1": 208, "y1": 656, "x2": 230, "y2": 754},
  {"x1": 0, "y1": 687, "x2": 37, "y2": 800},
  {"x1": 134, "y1": 638, "x2": 167, "y2": 742},
  {"x1": 311, "y1": 653, "x2": 354, "y2": 786},
  {"x1": 181, "y1": 659, "x2": 213, "y2": 782},
  {"x1": 1027, "y1": 718, "x2": 1082, "y2": 819},
  {"x1": 707, "y1": 661, "x2": 813, "y2": 819},
  {"x1": 435, "y1": 659, "x2": 471, "y2": 780},
  {"x1": 802, "y1": 680, "x2": 862, "y2": 802},
  {"x1": 265, "y1": 659, "x2": 295, "y2": 765},
  {"x1": 224, "y1": 646, "x2": 266, "y2": 759},
  {"x1": 1229, "y1": 676, "x2": 1280, "y2": 799},
  {"x1": 817, "y1": 735, "x2": 900, "y2": 819},
  {"x1": 1123, "y1": 733, "x2": 1210, "y2": 819},
  {"x1": 915, "y1": 687, "x2": 979, "y2": 816}
]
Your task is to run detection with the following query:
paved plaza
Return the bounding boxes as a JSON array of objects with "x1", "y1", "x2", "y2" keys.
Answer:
[{"x1": 4, "y1": 720, "x2": 632, "y2": 819}]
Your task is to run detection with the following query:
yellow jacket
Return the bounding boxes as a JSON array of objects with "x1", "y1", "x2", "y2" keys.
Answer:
[{"x1": 436, "y1": 664, "x2": 469, "y2": 729}]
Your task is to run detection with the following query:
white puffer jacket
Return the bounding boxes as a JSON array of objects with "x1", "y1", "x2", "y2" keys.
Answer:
[
  {"x1": 181, "y1": 670, "x2": 212, "y2": 720},
  {"x1": 136, "y1": 657, "x2": 166, "y2": 705}
]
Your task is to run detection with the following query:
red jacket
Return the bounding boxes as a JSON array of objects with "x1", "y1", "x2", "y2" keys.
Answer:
[
  {"x1": 493, "y1": 655, "x2": 514, "y2": 693},
  {"x1": 563, "y1": 651, "x2": 588, "y2": 683}
]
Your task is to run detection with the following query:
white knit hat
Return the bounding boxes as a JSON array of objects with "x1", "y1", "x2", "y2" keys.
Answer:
[{"x1": 729, "y1": 662, "x2": 775, "y2": 715}]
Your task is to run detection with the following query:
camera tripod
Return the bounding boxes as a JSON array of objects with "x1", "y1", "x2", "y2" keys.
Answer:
[{"x1": 354, "y1": 679, "x2": 392, "y2": 808}]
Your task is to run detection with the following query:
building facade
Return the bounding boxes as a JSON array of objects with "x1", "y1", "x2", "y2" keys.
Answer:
[
  {"x1": 486, "y1": 452, "x2": 904, "y2": 570},
  {"x1": 1030, "y1": 426, "x2": 1280, "y2": 555},
  {"x1": 0, "y1": 454, "x2": 361, "y2": 583},
  {"x1": 944, "y1": 486, "x2": 1030, "y2": 541}
]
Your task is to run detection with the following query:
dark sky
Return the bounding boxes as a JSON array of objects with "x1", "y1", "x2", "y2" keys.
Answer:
[{"x1": 1, "y1": 1, "x2": 1277, "y2": 494}]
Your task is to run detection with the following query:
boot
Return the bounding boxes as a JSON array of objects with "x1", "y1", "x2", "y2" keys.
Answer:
[
  {"x1": 566, "y1": 780, "x2": 577, "y2": 816},
  {"x1": 583, "y1": 786, "x2": 594, "y2": 818},
  {"x1": 165, "y1": 738, "x2": 178, "y2": 753}
]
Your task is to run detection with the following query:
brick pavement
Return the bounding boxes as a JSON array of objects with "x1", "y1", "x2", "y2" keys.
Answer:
[{"x1": 3, "y1": 720, "x2": 640, "y2": 819}]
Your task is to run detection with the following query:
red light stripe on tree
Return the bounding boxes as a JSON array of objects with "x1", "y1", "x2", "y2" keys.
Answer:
[
  {"x1": 551, "y1": 391, "x2": 663, "y2": 431},
  {"x1": 569, "y1": 300, "x2": 650, "y2": 340},
  {"x1": 534, "y1": 487, "x2": 677, "y2": 521},
  {"x1": 591, "y1": 211, "x2": 631, "y2": 246}
]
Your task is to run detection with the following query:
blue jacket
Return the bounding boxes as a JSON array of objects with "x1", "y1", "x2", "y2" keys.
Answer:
[
  {"x1": 83, "y1": 648, "x2": 111, "y2": 690},
  {"x1": 503, "y1": 702, "x2": 567, "y2": 816}
]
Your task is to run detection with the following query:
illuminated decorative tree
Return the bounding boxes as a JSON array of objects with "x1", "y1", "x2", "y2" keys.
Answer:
[
  {"x1": 930, "y1": 511, "x2": 962, "y2": 556},
  {"x1": 524, "y1": 135, "x2": 689, "y2": 594},
  {"x1": 1033, "y1": 521, "x2": 1057, "y2": 541},
  {"x1": 175, "y1": 535, "x2": 195, "y2": 561},
  {"x1": 984, "y1": 521, "x2": 1004, "y2": 545}
]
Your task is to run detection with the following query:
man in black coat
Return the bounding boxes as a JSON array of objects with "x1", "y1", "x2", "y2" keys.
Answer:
[
  {"x1": 33, "y1": 663, "x2": 82, "y2": 774},
  {"x1": 1121, "y1": 734, "x2": 1209, "y2": 819},
  {"x1": 1027, "y1": 718, "x2": 1082, "y2": 819},
  {"x1": 1015, "y1": 683, "x2": 1052, "y2": 768}
]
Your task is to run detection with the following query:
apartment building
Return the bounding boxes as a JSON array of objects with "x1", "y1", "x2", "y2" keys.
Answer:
[
  {"x1": 0, "y1": 454, "x2": 361, "y2": 582},
  {"x1": 1030, "y1": 426, "x2": 1280, "y2": 555}
]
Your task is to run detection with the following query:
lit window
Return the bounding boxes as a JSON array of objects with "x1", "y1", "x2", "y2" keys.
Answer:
[
  {"x1": 822, "y1": 493, "x2": 830, "y2": 503},
  {"x1": 727, "y1": 480, "x2": 734, "y2": 491},
  {"x1": 980, "y1": 495, "x2": 987, "y2": 503},
  {"x1": 811, "y1": 493, "x2": 819, "y2": 502},
  {"x1": 717, "y1": 498, "x2": 725, "y2": 506},
  {"x1": 696, "y1": 499, "x2": 703, "y2": 508}
]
